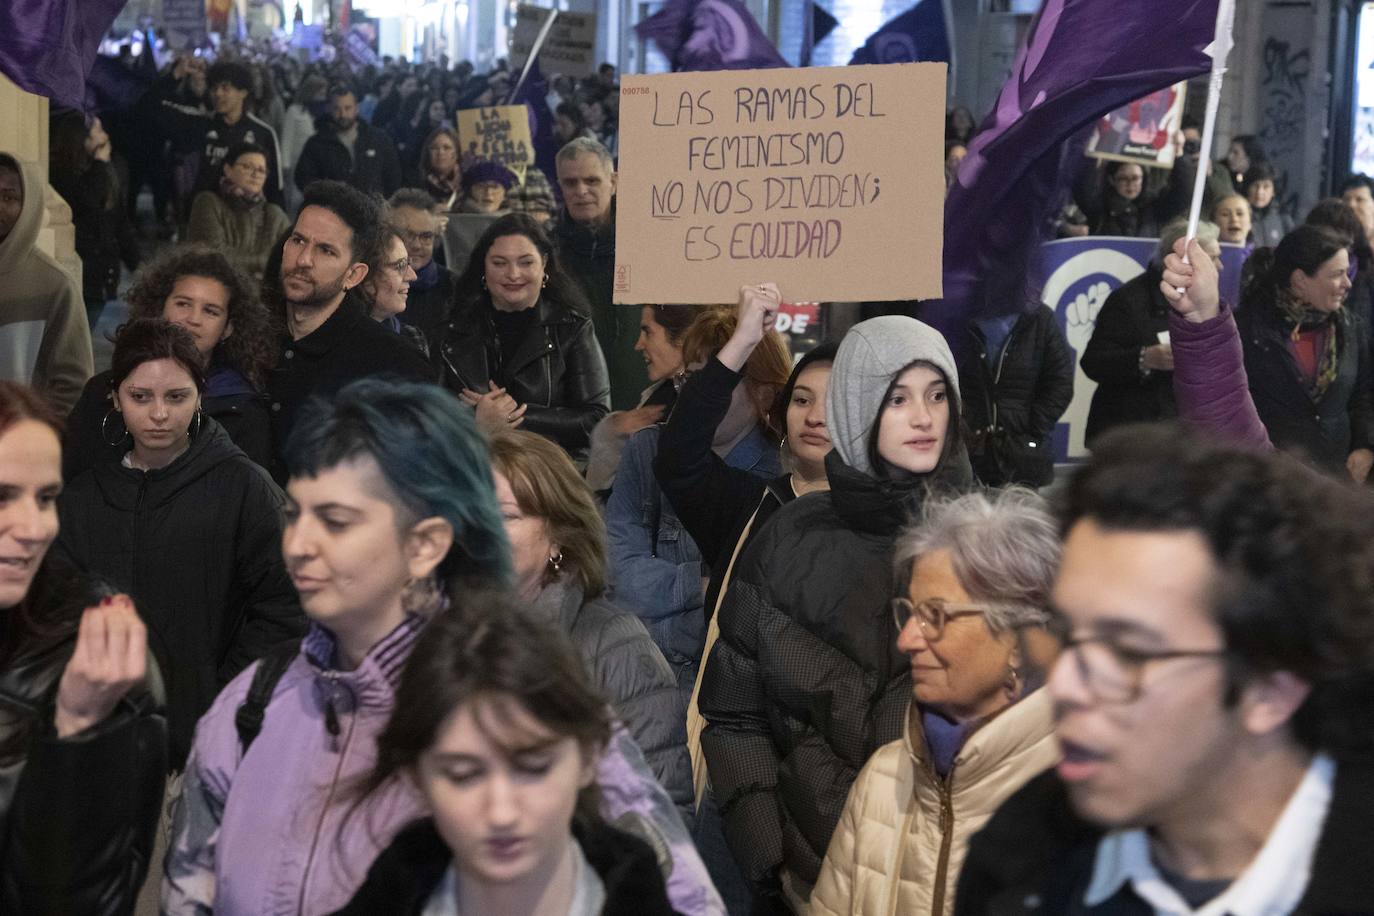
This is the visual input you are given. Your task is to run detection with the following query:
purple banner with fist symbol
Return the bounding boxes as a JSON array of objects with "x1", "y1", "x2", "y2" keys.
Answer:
[{"x1": 1035, "y1": 236, "x2": 1248, "y2": 463}]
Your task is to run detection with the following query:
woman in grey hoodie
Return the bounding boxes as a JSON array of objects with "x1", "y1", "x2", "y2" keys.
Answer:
[{"x1": 698, "y1": 315, "x2": 974, "y2": 914}]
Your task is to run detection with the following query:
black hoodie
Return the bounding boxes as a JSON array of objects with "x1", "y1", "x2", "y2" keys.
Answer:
[{"x1": 55, "y1": 418, "x2": 305, "y2": 766}]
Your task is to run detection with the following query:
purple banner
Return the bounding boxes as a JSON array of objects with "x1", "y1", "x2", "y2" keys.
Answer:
[
  {"x1": 923, "y1": 0, "x2": 1220, "y2": 347},
  {"x1": 0, "y1": 0, "x2": 128, "y2": 109},
  {"x1": 1034, "y1": 235, "x2": 1248, "y2": 462},
  {"x1": 635, "y1": 0, "x2": 787, "y2": 72}
]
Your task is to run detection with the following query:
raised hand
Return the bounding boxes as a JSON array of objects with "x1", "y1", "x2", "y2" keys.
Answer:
[
  {"x1": 1159, "y1": 237, "x2": 1221, "y2": 324},
  {"x1": 55, "y1": 595, "x2": 148, "y2": 739}
]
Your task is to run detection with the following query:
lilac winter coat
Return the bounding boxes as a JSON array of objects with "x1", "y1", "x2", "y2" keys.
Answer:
[
  {"x1": 1168, "y1": 304, "x2": 1272, "y2": 450},
  {"x1": 162, "y1": 617, "x2": 723, "y2": 916}
]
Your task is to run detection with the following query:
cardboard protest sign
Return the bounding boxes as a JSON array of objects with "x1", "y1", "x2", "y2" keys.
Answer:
[
  {"x1": 511, "y1": 6, "x2": 598, "y2": 78},
  {"x1": 1085, "y1": 83, "x2": 1187, "y2": 169},
  {"x1": 613, "y1": 63, "x2": 946, "y2": 305},
  {"x1": 456, "y1": 106, "x2": 534, "y2": 182}
]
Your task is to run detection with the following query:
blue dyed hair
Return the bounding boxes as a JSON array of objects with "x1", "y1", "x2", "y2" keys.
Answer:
[{"x1": 284, "y1": 378, "x2": 511, "y2": 589}]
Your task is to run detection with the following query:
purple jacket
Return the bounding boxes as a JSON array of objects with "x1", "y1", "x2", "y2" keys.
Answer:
[
  {"x1": 162, "y1": 618, "x2": 723, "y2": 916},
  {"x1": 1169, "y1": 305, "x2": 1273, "y2": 452}
]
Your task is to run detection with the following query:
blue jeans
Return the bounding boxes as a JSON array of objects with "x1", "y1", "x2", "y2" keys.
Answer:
[{"x1": 693, "y1": 790, "x2": 754, "y2": 915}]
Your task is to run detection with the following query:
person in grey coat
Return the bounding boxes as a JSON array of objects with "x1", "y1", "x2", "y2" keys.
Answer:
[{"x1": 487, "y1": 428, "x2": 694, "y2": 823}]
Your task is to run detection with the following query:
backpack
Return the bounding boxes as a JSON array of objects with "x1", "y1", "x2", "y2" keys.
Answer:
[{"x1": 232, "y1": 643, "x2": 299, "y2": 753}]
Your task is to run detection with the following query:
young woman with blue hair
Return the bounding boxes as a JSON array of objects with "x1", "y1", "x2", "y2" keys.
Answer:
[{"x1": 162, "y1": 378, "x2": 722, "y2": 916}]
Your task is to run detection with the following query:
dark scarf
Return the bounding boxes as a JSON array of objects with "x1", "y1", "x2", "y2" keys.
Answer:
[
  {"x1": 425, "y1": 167, "x2": 460, "y2": 206},
  {"x1": 1277, "y1": 285, "x2": 1340, "y2": 398},
  {"x1": 218, "y1": 174, "x2": 265, "y2": 211}
]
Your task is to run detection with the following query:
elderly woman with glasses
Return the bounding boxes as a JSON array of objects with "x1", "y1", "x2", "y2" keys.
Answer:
[
  {"x1": 808, "y1": 488, "x2": 1062, "y2": 916},
  {"x1": 187, "y1": 141, "x2": 290, "y2": 282}
]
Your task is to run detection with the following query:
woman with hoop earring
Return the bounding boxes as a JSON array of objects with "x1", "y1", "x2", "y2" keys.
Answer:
[{"x1": 56, "y1": 318, "x2": 304, "y2": 771}]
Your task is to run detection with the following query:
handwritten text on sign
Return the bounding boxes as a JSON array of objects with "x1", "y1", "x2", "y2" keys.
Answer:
[
  {"x1": 456, "y1": 106, "x2": 533, "y2": 180},
  {"x1": 613, "y1": 64, "x2": 945, "y2": 305}
]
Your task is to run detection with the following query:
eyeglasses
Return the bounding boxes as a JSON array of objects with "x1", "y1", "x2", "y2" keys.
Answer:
[
  {"x1": 1061, "y1": 633, "x2": 1227, "y2": 704},
  {"x1": 387, "y1": 257, "x2": 411, "y2": 274},
  {"x1": 891, "y1": 597, "x2": 995, "y2": 641},
  {"x1": 234, "y1": 163, "x2": 268, "y2": 177},
  {"x1": 399, "y1": 229, "x2": 437, "y2": 245}
]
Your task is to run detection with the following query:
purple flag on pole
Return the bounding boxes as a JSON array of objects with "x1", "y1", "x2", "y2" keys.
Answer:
[
  {"x1": 510, "y1": 57, "x2": 561, "y2": 195},
  {"x1": 849, "y1": 0, "x2": 952, "y2": 67},
  {"x1": 0, "y1": 0, "x2": 128, "y2": 110},
  {"x1": 635, "y1": 0, "x2": 787, "y2": 72},
  {"x1": 926, "y1": 0, "x2": 1219, "y2": 339}
]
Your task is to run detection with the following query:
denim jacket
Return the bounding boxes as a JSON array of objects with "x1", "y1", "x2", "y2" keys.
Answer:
[{"x1": 605, "y1": 424, "x2": 779, "y2": 669}]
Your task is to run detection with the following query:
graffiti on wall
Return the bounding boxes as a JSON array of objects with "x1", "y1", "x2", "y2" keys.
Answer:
[{"x1": 1258, "y1": 33, "x2": 1311, "y2": 220}]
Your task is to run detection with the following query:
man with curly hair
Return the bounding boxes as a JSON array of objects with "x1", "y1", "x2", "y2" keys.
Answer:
[{"x1": 957, "y1": 424, "x2": 1374, "y2": 914}]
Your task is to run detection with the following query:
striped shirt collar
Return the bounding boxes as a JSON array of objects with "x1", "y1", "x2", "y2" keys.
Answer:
[{"x1": 301, "y1": 613, "x2": 427, "y2": 691}]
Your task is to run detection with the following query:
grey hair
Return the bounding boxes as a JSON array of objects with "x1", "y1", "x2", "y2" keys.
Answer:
[
  {"x1": 388, "y1": 187, "x2": 440, "y2": 214},
  {"x1": 1157, "y1": 217, "x2": 1220, "y2": 262},
  {"x1": 556, "y1": 137, "x2": 614, "y2": 172},
  {"x1": 893, "y1": 486, "x2": 1060, "y2": 633}
]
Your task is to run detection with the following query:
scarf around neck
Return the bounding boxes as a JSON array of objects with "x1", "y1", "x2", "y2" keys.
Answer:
[
  {"x1": 1277, "y1": 285, "x2": 1340, "y2": 398},
  {"x1": 218, "y1": 174, "x2": 265, "y2": 210}
]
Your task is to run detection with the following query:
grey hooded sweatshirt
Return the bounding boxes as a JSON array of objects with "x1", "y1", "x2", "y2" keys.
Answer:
[
  {"x1": 0, "y1": 155, "x2": 92, "y2": 414},
  {"x1": 826, "y1": 315, "x2": 961, "y2": 476}
]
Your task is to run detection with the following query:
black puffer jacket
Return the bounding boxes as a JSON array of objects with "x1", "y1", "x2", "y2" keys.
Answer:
[
  {"x1": 333, "y1": 817, "x2": 675, "y2": 916},
  {"x1": 439, "y1": 295, "x2": 611, "y2": 455},
  {"x1": 63, "y1": 366, "x2": 273, "y2": 481},
  {"x1": 1081, "y1": 266, "x2": 1178, "y2": 446},
  {"x1": 1235, "y1": 297, "x2": 1374, "y2": 472},
  {"x1": 55, "y1": 419, "x2": 305, "y2": 767},
  {"x1": 0, "y1": 560, "x2": 166, "y2": 915},
  {"x1": 700, "y1": 450, "x2": 971, "y2": 900},
  {"x1": 533, "y1": 580, "x2": 694, "y2": 822},
  {"x1": 960, "y1": 305, "x2": 1075, "y2": 487}
]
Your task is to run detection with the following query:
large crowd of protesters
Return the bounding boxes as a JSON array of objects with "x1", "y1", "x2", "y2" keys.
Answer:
[{"x1": 0, "y1": 27, "x2": 1373, "y2": 916}]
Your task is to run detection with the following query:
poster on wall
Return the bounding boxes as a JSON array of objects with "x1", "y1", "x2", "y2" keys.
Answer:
[
  {"x1": 613, "y1": 63, "x2": 947, "y2": 305},
  {"x1": 510, "y1": 6, "x2": 598, "y2": 78},
  {"x1": 1085, "y1": 83, "x2": 1187, "y2": 169}
]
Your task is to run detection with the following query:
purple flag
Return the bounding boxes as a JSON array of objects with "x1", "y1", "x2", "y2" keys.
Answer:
[
  {"x1": 850, "y1": 0, "x2": 951, "y2": 67},
  {"x1": 0, "y1": 0, "x2": 128, "y2": 110},
  {"x1": 635, "y1": 0, "x2": 787, "y2": 72},
  {"x1": 924, "y1": 0, "x2": 1219, "y2": 339}
]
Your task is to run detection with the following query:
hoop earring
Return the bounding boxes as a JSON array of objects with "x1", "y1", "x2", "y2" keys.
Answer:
[
  {"x1": 101, "y1": 409, "x2": 129, "y2": 447},
  {"x1": 547, "y1": 551, "x2": 563, "y2": 573},
  {"x1": 189, "y1": 409, "x2": 204, "y2": 440},
  {"x1": 1005, "y1": 664, "x2": 1021, "y2": 700}
]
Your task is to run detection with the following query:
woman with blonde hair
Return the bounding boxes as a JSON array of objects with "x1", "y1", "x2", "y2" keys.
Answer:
[
  {"x1": 604, "y1": 297, "x2": 791, "y2": 705},
  {"x1": 487, "y1": 429, "x2": 692, "y2": 818}
]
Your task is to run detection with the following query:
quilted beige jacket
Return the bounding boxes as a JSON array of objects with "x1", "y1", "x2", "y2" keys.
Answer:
[{"x1": 807, "y1": 688, "x2": 1057, "y2": 916}]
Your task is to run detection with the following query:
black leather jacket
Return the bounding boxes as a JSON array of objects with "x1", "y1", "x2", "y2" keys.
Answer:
[
  {"x1": 439, "y1": 295, "x2": 611, "y2": 455},
  {"x1": 0, "y1": 571, "x2": 166, "y2": 914}
]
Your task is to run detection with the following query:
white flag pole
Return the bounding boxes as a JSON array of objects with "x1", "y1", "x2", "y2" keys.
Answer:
[
  {"x1": 1185, "y1": 0, "x2": 1237, "y2": 248},
  {"x1": 507, "y1": 8, "x2": 560, "y2": 105}
]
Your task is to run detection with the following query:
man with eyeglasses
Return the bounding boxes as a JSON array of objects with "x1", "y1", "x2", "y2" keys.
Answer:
[
  {"x1": 955, "y1": 424, "x2": 1374, "y2": 914},
  {"x1": 387, "y1": 188, "x2": 457, "y2": 358}
]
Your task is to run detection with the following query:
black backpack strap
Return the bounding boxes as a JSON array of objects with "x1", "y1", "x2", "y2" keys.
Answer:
[{"x1": 233, "y1": 643, "x2": 300, "y2": 754}]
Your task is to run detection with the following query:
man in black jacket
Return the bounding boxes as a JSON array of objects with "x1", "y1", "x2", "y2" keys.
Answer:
[
  {"x1": 553, "y1": 137, "x2": 646, "y2": 410},
  {"x1": 389, "y1": 188, "x2": 457, "y2": 358},
  {"x1": 267, "y1": 180, "x2": 433, "y2": 472},
  {"x1": 294, "y1": 85, "x2": 402, "y2": 198},
  {"x1": 956, "y1": 425, "x2": 1374, "y2": 916},
  {"x1": 157, "y1": 60, "x2": 284, "y2": 207}
]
